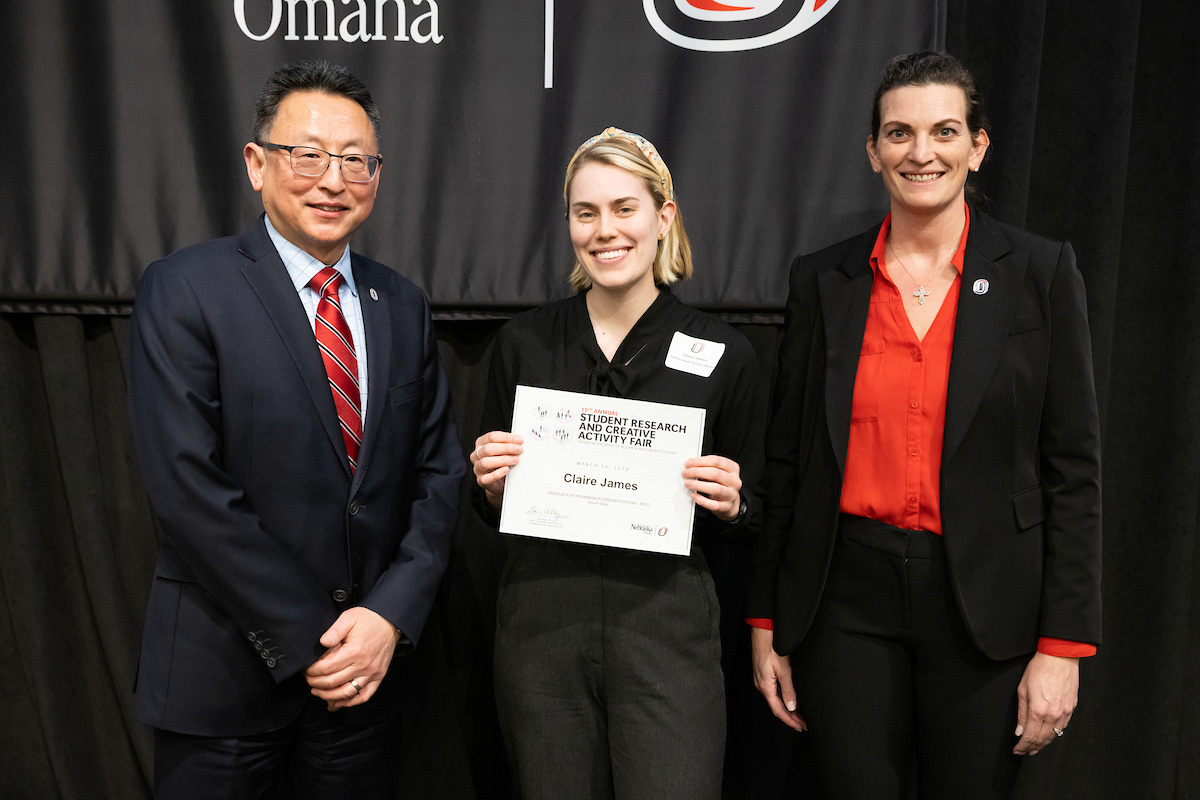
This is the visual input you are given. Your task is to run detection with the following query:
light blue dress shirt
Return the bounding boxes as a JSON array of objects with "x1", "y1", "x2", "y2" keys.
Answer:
[{"x1": 264, "y1": 216, "x2": 369, "y2": 423}]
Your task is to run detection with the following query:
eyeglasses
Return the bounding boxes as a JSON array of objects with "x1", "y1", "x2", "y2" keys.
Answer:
[{"x1": 260, "y1": 143, "x2": 382, "y2": 183}]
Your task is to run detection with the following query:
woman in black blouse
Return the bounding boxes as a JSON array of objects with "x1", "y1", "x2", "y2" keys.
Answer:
[{"x1": 471, "y1": 128, "x2": 763, "y2": 800}]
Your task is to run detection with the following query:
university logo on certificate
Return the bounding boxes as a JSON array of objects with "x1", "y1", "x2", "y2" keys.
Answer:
[{"x1": 499, "y1": 385, "x2": 706, "y2": 556}]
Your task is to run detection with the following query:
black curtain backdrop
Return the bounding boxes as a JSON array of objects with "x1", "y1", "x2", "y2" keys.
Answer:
[
  {"x1": 2, "y1": 1, "x2": 1198, "y2": 799},
  {"x1": 0, "y1": 0, "x2": 942, "y2": 313}
]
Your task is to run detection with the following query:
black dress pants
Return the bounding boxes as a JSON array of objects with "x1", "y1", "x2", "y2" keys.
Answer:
[
  {"x1": 153, "y1": 694, "x2": 403, "y2": 800},
  {"x1": 493, "y1": 540, "x2": 725, "y2": 800},
  {"x1": 791, "y1": 515, "x2": 1027, "y2": 800}
]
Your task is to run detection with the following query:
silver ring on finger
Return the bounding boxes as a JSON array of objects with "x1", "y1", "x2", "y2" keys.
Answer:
[
  {"x1": 349, "y1": 678, "x2": 362, "y2": 694},
  {"x1": 1053, "y1": 727, "x2": 1065, "y2": 737}
]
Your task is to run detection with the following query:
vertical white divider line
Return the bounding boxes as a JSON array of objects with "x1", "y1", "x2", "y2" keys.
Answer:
[{"x1": 544, "y1": 0, "x2": 554, "y2": 88}]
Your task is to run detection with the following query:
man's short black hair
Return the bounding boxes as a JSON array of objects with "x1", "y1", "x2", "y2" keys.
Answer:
[{"x1": 253, "y1": 60, "x2": 381, "y2": 146}]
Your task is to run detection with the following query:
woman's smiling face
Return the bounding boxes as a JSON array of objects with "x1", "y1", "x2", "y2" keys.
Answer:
[
  {"x1": 567, "y1": 162, "x2": 673, "y2": 295},
  {"x1": 867, "y1": 82, "x2": 989, "y2": 217}
]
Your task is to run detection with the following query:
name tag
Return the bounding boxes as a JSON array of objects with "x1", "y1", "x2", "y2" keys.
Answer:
[{"x1": 665, "y1": 332, "x2": 726, "y2": 377}]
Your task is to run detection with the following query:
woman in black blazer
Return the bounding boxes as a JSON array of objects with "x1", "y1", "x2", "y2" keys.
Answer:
[{"x1": 748, "y1": 52, "x2": 1102, "y2": 799}]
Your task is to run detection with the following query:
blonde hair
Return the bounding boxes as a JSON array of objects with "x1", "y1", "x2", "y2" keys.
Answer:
[{"x1": 563, "y1": 131, "x2": 693, "y2": 292}]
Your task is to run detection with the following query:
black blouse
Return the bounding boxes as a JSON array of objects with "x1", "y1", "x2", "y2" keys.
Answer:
[{"x1": 479, "y1": 287, "x2": 764, "y2": 541}]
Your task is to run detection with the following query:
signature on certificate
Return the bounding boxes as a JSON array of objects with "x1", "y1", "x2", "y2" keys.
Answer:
[{"x1": 525, "y1": 505, "x2": 570, "y2": 524}]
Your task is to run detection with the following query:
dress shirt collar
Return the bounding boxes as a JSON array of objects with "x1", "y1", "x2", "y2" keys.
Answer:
[
  {"x1": 869, "y1": 202, "x2": 971, "y2": 284},
  {"x1": 263, "y1": 215, "x2": 358, "y2": 298}
]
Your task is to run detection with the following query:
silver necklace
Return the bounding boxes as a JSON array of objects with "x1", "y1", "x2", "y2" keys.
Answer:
[{"x1": 886, "y1": 242, "x2": 954, "y2": 306}]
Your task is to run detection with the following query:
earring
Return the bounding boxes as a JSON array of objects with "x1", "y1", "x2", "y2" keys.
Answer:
[
  {"x1": 873, "y1": 166, "x2": 880, "y2": 173},
  {"x1": 659, "y1": 233, "x2": 665, "y2": 240}
]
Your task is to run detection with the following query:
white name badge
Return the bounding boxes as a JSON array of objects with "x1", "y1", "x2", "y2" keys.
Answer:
[
  {"x1": 499, "y1": 386, "x2": 706, "y2": 556},
  {"x1": 665, "y1": 332, "x2": 726, "y2": 377}
]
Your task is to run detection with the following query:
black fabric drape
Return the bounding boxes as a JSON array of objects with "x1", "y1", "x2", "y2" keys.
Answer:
[
  {"x1": 3, "y1": 0, "x2": 1199, "y2": 798},
  {"x1": 948, "y1": 0, "x2": 1200, "y2": 795},
  {"x1": 0, "y1": 0, "x2": 941, "y2": 313},
  {"x1": 0, "y1": 316, "x2": 154, "y2": 798}
]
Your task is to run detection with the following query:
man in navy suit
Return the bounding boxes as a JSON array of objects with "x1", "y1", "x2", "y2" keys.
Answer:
[{"x1": 127, "y1": 60, "x2": 465, "y2": 798}]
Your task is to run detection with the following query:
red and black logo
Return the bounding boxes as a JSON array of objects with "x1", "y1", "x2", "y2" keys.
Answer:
[{"x1": 643, "y1": 0, "x2": 842, "y2": 52}]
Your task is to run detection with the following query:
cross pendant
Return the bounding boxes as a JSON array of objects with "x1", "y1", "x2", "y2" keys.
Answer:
[{"x1": 913, "y1": 286, "x2": 930, "y2": 305}]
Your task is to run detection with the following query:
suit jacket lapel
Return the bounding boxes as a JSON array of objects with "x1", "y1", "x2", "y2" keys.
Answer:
[
  {"x1": 943, "y1": 210, "x2": 1023, "y2": 464},
  {"x1": 350, "y1": 256, "x2": 391, "y2": 494},
  {"x1": 819, "y1": 230, "x2": 877, "y2": 475},
  {"x1": 237, "y1": 220, "x2": 353, "y2": 477}
]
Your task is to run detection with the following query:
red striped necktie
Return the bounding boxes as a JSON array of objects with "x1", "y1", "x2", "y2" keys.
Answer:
[{"x1": 308, "y1": 267, "x2": 362, "y2": 472}]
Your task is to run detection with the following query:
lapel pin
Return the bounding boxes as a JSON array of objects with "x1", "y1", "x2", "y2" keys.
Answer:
[
  {"x1": 972, "y1": 278, "x2": 990, "y2": 295},
  {"x1": 369, "y1": 288, "x2": 379, "y2": 301}
]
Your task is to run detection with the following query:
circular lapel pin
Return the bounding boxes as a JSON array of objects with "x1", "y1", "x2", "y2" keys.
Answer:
[
  {"x1": 972, "y1": 278, "x2": 990, "y2": 295},
  {"x1": 370, "y1": 288, "x2": 379, "y2": 301}
]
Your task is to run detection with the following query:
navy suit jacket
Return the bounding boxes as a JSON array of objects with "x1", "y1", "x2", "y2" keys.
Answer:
[
  {"x1": 748, "y1": 208, "x2": 1102, "y2": 661},
  {"x1": 128, "y1": 217, "x2": 465, "y2": 736}
]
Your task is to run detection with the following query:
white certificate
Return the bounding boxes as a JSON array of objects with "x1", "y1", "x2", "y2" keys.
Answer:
[{"x1": 499, "y1": 385, "x2": 706, "y2": 556}]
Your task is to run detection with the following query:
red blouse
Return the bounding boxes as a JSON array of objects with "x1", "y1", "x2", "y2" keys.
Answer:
[
  {"x1": 751, "y1": 207, "x2": 1094, "y2": 658},
  {"x1": 838, "y1": 211, "x2": 965, "y2": 534}
]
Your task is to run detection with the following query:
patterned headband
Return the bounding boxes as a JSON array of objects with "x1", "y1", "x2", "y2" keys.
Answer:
[{"x1": 569, "y1": 126, "x2": 675, "y2": 202}]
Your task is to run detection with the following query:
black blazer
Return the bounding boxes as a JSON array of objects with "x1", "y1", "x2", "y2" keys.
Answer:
[
  {"x1": 127, "y1": 217, "x2": 465, "y2": 736},
  {"x1": 748, "y1": 208, "x2": 1102, "y2": 661}
]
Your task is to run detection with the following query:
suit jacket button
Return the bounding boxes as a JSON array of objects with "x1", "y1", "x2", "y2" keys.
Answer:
[
  {"x1": 266, "y1": 658, "x2": 277, "y2": 668},
  {"x1": 332, "y1": 589, "x2": 349, "y2": 603},
  {"x1": 254, "y1": 641, "x2": 263, "y2": 651},
  {"x1": 348, "y1": 502, "x2": 361, "y2": 516},
  {"x1": 259, "y1": 650, "x2": 269, "y2": 660}
]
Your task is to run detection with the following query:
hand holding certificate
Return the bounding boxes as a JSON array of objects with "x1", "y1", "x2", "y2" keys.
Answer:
[{"x1": 495, "y1": 386, "x2": 707, "y2": 555}]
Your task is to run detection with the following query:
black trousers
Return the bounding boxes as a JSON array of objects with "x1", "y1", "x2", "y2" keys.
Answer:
[
  {"x1": 791, "y1": 515, "x2": 1027, "y2": 800},
  {"x1": 153, "y1": 695, "x2": 403, "y2": 800},
  {"x1": 493, "y1": 540, "x2": 726, "y2": 800}
]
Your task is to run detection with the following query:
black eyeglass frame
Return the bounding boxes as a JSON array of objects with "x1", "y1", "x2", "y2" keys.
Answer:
[{"x1": 259, "y1": 142, "x2": 383, "y2": 183}]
